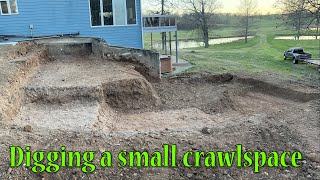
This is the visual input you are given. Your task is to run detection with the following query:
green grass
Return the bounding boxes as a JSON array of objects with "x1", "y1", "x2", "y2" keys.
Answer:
[
  {"x1": 144, "y1": 15, "x2": 320, "y2": 85},
  {"x1": 181, "y1": 34, "x2": 319, "y2": 85},
  {"x1": 193, "y1": 36, "x2": 260, "y2": 50},
  {"x1": 268, "y1": 36, "x2": 320, "y2": 57}
]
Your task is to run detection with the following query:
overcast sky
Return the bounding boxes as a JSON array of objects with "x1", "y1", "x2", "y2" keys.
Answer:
[{"x1": 142, "y1": 0, "x2": 279, "y2": 15}]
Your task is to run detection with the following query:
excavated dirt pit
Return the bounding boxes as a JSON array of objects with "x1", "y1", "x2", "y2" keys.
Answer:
[
  {"x1": 0, "y1": 43, "x2": 320, "y2": 179},
  {"x1": 12, "y1": 55, "x2": 160, "y2": 132},
  {"x1": 13, "y1": 63, "x2": 318, "y2": 135}
]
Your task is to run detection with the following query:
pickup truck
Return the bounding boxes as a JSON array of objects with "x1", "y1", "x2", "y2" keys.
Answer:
[{"x1": 284, "y1": 47, "x2": 312, "y2": 64}]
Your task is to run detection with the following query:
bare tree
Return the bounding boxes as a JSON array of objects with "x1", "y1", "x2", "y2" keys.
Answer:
[
  {"x1": 305, "y1": 0, "x2": 320, "y2": 57},
  {"x1": 239, "y1": 0, "x2": 257, "y2": 43},
  {"x1": 143, "y1": 0, "x2": 176, "y2": 14},
  {"x1": 144, "y1": 0, "x2": 176, "y2": 51},
  {"x1": 182, "y1": 0, "x2": 220, "y2": 48},
  {"x1": 275, "y1": 0, "x2": 308, "y2": 39},
  {"x1": 305, "y1": 0, "x2": 320, "y2": 39}
]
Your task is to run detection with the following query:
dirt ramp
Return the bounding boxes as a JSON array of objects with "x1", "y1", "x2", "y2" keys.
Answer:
[{"x1": 104, "y1": 78, "x2": 160, "y2": 111}]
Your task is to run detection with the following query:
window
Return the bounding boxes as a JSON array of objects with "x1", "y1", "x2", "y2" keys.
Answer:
[
  {"x1": 0, "y1": 0, "x2": 18, "y2": 15},
  {"x1": 90, "y1": 0, "x2": 101, "y2": 26},
  {"x1": 126, "y1": 0, "x2": 136, "y2": 24},
  {"x1": 293, "y1": 49, "x2": 304, "y2": 54},
  {"x1": 89, "y1": 0, "x2": 136, "y2": 26},
  {"x1": 103, "y1": 0, "x2": 113, "y2": 25}
]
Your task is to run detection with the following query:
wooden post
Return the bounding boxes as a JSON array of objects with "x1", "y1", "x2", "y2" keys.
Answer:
[
  {"x1": 151, "y1": 33, "x2": 153, "y2": 50},
  {"x1": 175, "y1": 31, "x2": 178, "y2": 63},
  {"x1": 169, "y1": 32, "x2": 172, "y2": 55},
  {"x1": 161, "y1": 0, "x2": 165, "y2": 51},
  {"x1": 318, "y1": 34, "x2": 320, "y2": 58},
  {"x1": 165, "y1": 33, "x2": 167, "y2": 55}
]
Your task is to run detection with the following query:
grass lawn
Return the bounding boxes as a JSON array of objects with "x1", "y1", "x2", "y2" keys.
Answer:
[
  {"x1": 181, "y1": 34, "x2": 319, "y2": 85},
  {"x1": 182, "y1": 36, "x2": 319, "y2": 80},
  {"x1": 144, "y1": 15, "x2": 320, "y2": 85}
]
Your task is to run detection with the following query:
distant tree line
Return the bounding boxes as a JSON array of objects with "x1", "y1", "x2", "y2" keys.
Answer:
[
  {"x1": 145, "y1": 0, "x2": 258, "y2": 47},
  {"x1": 275, "y1": 0, "x2": 320, "y2": 39},
  {"x1": 177, "y1": 13, "x2": 241, "y2": 31},
  {"x1": 145, "y1": 0, "x2": 320, "y2": 48}
]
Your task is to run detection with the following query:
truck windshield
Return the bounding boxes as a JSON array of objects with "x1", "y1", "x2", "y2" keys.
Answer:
[{"x1": 293, "y1": 49, "x2": 304, "y2": 54}]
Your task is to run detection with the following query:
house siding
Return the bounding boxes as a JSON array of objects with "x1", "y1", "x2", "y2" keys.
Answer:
[{"x1": 0, "y1": 0, "x2": 143, "y2": 48}]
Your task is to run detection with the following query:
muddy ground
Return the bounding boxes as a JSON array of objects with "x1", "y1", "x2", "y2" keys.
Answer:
[{"x1": 0, "y1": 43, "x2": 319, "y2": 179}]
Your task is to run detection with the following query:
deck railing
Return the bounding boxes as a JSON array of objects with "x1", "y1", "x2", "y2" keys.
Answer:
[{"x1": 143, "y1": 15, "x2": 177, "y2": 32}]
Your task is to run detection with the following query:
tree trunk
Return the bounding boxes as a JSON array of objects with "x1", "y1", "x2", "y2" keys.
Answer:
[
  {"x1": 204, "y1": 30, "x2": 209, "y2": 48},
  {"x1": 316, "y1": 18, "x2": 319, "y2": 40},
  {"x1": 203, "y1": 22, "x2": 209, "y2": 48},
  {"x1": 297, "y1": 12, "x2": 301, "y2": 40},
  {"x1": 245, "y1": 15, "x2": 249, "y2": 43},
  {"x1": 245, "y1": 21, "x2": 248, "y2": 43},
  {"x1": 202, "y1": 4, "x2": 209, "y2": 48}
]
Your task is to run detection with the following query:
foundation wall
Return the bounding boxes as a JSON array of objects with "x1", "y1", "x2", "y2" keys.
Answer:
[
  {"x1": 92, "y1": 39, "x2": 161, "y2": 79},
  {"x1": 34, "y1": 37, "x2": 161, "y2": 78}
]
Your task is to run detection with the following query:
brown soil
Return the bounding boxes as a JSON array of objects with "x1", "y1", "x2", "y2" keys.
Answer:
[{"x1": 0, "y1": 43, "x2": 319, "y2": 179}]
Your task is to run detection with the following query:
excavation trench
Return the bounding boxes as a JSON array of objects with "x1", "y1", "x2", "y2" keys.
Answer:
[
  {"x1": 1, "y1": 39, "x2": 320, "y2": 180},
  {"x1": 0, "y1": 42, "x2": 48, "y2": 121},
  {"x1": 0, "y1": 41, "x2": 319, "y2": 134}
]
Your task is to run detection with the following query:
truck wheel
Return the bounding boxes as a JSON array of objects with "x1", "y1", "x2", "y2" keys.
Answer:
[
  {"x1": 284, "y1": 55, "x2": 287, "y2": 60},
  {"x1": 293, "y1": 57, "x2": 298, "y2": 64}
]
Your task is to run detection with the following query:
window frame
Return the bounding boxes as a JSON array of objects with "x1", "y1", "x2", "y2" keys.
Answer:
[
  {"x1": 0, "y1": 0, "x2": 19, "y2": 16},
  {"x1": 88, "y1": 0, "x2": 138, "y2": 27}
]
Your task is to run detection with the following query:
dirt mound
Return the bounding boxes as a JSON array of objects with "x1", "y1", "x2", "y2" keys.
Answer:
[
  {"x1": 116, "y1": 54, "x2": 160, "y2": 82},
  {"x1": 171, "y1": 72, "x2": 320, "y2": 103},
  {"x1": 104, "y1": 78, "x2": 160, "y2": 112},
  {"x1": 4, "y1": 41, "x2": 44, "y2": 60},
  {"x1": 174, "y1": 72, "x2": 234, "y2": 84},
  {"x1": 236, "y1": 77, "x2": 320, "y2": 102},
  {"x1": 154, "y1": 81, "x2": 238, "y2": 114},
  {"x1": 145, "y1": 73, "x2": 320, "y2": 116},
  {"x1": 0, "y1": 42, "x2": 48, "y2": 122},
  {"x1": 24, "y1": 86, "x2": 103, "y2": 104}
]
